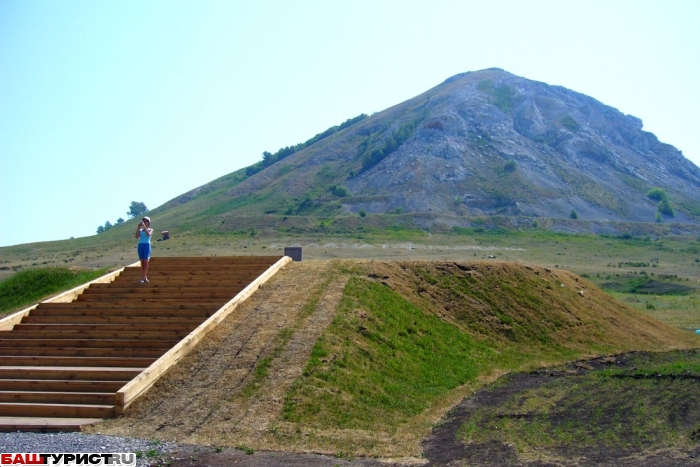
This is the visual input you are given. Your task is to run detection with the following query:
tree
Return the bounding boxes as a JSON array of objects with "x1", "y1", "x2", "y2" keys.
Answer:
[
  {"x1": 570, "y1": 209, "x2": 578, "y2": 219},
  {"x1": 262, "y1": 151, "x2": 275, "y2": 167},
  {"x1": 104, "y1": 221, "x2": 113, "y2": 231},
  {"x1": 127, "y1": 201, "x2": 148, "y2": 219},
  {"x1": 96, "y1": 225, "x2": 105, "y2": 234},
  {"x1": 116, "y1": 217, "x2": 125, "y2": 225}
]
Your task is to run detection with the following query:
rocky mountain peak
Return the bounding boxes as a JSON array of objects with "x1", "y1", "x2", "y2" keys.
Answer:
[{"x1": 160, "y1": 69, "x2": 700, "y2": 232}]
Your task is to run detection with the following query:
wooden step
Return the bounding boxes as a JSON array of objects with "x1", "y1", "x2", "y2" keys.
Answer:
[
  {"x1": 1, "y1": 356, "x2": 157, "y2": 368},
  {"x1": 118, "y1": 269, "x2": 268, "y2": 276},
  {"x1": 88, "y1": 281, "x2": 252, "y2": 289},
  {"x1": 0, "y1": 416, "x2": 103, "y2": 432},
  {"x1": 77, "y1": 293, "x2": 236, "y2": 306},
  {"x1": 145, "y1": 260, "x2": 278, "y2": 266},
  {"x1": 3, "y1": 330, "x2": 190, "y2": 340},
  {"x1": 30, "y1": 308, "x2": 214, "y2": 318},
  {"x1": 148, "y1": 256, "x2": 279, "y2": 262},
  {"x1": 79, "y1": 290, "x2": 241, "y2": 298},
  {"x1": 0, "y1": 380, "x2": 126, "y2": 393},
  {"x1": 76, "y1": 295, "x2": 230, "y2": 302},
  {"x1": 0, "y1": 403, "x2": 115, "y2": 419},
  {"x1": 21, "y1": 316, "x2": 206, "y2": 326},
  {"x1": 0, "y1": 338, "x2": 177, "y2": 349},
  {"x1": 35, "y1": 301, "x2": 218, "y2": 311},
  {"x1": 84, "y1": 284, "x2": 242, "y2": 292},
  {"x1": 13, "y1": 323, "x2": 197, "y2": 333},
  {"x1": 0, "y1": 367, "x2": 144, "y2": 381},
  {"x1": 0, "y1": 347, "x2": 165, "y2": 358},
  {"x1": 0, "y1": 391, "x2": 115, "y2": 405}
]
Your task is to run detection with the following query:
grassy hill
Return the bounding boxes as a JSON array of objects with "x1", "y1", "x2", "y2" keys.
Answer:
[{"x1": 87, "y1": 259, "x2": 699, "y2": 459}]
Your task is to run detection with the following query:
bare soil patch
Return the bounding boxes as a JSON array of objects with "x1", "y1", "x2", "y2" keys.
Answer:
[{"x1": 423, "y1": 351, "x2": 700, "y2": 466}]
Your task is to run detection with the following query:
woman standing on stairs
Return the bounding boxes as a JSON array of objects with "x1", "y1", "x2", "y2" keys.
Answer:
[{"x1": 135, "y1": 216, "x2": 153, "y2": 283}]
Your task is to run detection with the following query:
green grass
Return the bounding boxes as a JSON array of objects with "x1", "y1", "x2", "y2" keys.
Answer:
[
  {"x1": 0, "y1": 266, "x2": 107, "y2": 316},
  {"x1": 459, "y1": 351, "x2": 700, "y2": 458},
  {"x1": 280, "y1": 259, "x2": 683, "y2": 435},
  {"x1": 611, "y1": 292, "x2": 700, "y2": 330},
  {"x1": 283, "y1": 277, "x2": 491, "y2": 429}
]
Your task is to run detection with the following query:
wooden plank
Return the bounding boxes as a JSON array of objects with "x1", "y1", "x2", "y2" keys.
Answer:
[
  {"x1": 21, "y1": 316, "x2": 205, "y2": 326},
  {"x1": 82, "y1": 284, "x2": 242, "y2": 298},
  {"x1": 32, "y1": 305, "x2": 217, "y2": 315},
  {"x1": 116, "y1": 255, "x2": 292, "y2": 411},
  {"x1": 76, "y1": 295, "x2": 230, "y2": 302},
  {"x1": 2, "y1": 330, "x2": 190, "y2": 340},
  {"x1": 0, "y1": 380, "x2": 126, "y2": 393},
  {"x1": 0, "y1": 391, "x2": 116, "y2": 405},
  {"x1": 0, "y1": 367, "x2": 144, "y2": 381},
  {"x1": 0, "y1": 338, "x2": 178, "y2": 349},
  {"x1": 0, "y1": 403, "x2": 115, "y2": 419},
  {"x1": 1, "y1": 356, "x2": 157, "y2": 368},
  {"x1": 0, "y1": 416, "x2": 103, "y2": 432},
  {"x1": 0, "y1": 347, "x2": 165, "y2": 358},
  {"x1": 13, "y1": 323, "x2": 197, "y2": 332},
  {"x1": 28, "y1": 305, "x2": 217, "y2": 320},
  {"x1": 76, "y1": 294, "x2": 236, "y2": 301},
  {"x1": 32, "y1": 300, "x2": 213, "y2": 308},
  {"x1": 118, "y1": 269, "x2": 271, "y2": 276},
  {"x1": 152, "y1": 258, "x2": 279, "y2": 262},
  {"x1": 88, "y1": 282, "x2": 253, "y2": 289}
]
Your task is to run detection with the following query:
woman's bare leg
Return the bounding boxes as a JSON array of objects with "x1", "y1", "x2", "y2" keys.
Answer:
[{"x1": 141, "y1": 259, "x2": 149, "y2": 281}]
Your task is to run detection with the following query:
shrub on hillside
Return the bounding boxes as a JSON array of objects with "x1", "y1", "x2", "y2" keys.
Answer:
[
  {"x1": 647, "y1": 188, "x2": 674, "y2": 217},
  {"x1": 647, "y1": 188, "x2": 667, "y2": 202},
  {"x1": 328, "y1": 185, "x2": 350, "y2": 198}
]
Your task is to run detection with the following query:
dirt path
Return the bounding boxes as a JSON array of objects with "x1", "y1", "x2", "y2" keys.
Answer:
[{"x1": 88, "y1": 260, "x2": 345, "y2": 445}]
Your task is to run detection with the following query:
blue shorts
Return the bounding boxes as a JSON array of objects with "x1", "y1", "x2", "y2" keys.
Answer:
[{"x1": 137, "y1": 243, "x2": 151, "y2": 260}]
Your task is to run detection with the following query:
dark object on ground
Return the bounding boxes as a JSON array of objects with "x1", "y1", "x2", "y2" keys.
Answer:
[{"x1": 285, "y1": 246, "x2": 302, "y2": 261}]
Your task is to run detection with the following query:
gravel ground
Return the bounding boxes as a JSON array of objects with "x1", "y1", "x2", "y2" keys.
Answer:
[{"x1": 0, "y1": 432, "x2": 178, "y2": 466}]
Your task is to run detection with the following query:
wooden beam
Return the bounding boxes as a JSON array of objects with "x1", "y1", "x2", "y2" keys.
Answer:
[{"x1": 115, "y1": 255, "x2": 292, "y2": 412}]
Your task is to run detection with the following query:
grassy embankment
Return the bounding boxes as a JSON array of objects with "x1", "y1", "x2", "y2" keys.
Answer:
[
  {"x1": 271, "y1": 260, "x2": 699, "y2": 456},
  {"x1": 0, "y1": 267, "x2": 107, "y2": 317}
]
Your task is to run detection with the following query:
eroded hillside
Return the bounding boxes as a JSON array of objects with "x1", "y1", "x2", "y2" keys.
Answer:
[{"x1": 88, "y1": 259, "x2": 699, "y2": 460}]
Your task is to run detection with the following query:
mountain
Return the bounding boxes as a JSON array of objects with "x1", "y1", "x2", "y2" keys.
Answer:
[{"x1": 151, "y1": 68, "x2": 700, "y2": 235}]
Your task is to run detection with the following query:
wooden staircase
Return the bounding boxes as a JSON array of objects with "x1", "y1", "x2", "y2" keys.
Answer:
[{"x1": 0, "y1": 256, "x2": 285, "y2": 432}]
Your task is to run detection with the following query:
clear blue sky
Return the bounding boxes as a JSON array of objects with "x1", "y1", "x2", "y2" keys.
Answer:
[{"x1": 2, "y1": 1, "x2": 699, "y2": 247}]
